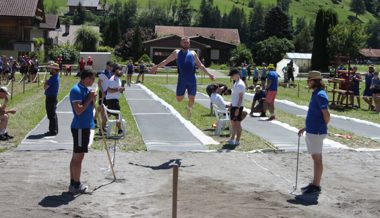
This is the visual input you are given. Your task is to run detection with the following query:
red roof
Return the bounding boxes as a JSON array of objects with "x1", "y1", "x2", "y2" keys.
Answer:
[
  {"x1": 360, "y1": 49, "x2": 380, "y2": 58},
  {"x1": 155, "y1": 25, "x2": 240, "y2": 44},
  {"x1": 0, "y1": 0, "x2": 41, "y2": 17}
]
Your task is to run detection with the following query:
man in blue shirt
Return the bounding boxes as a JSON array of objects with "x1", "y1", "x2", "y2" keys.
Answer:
[
  {"x1": 298, "y1": 71, "x2": 330, "y2": 194},
  {"x1": 264, "y1": 64, "x2": 278, "y2": 121},
  {"x1": 69, "y1": 69, "x2": 96, "y2": 194},
  {"x1": 150, "y1": 36, "x2": 215, "y2": 117},
  {"x1": 363, "y1": 65, "x2": 375, "y2": 110},
  {"x1": 44, "y1": 63, "x2": 60, "y2": 136}
]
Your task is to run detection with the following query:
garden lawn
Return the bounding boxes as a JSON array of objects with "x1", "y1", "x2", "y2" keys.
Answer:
[{"x1": 143, "y1": 76, "x2": 273, "y2": 152}]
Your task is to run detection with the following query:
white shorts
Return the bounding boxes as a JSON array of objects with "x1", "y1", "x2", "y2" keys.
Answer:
[{"x1": 305, "y1": 133, "x2": 327, "y2": 154}]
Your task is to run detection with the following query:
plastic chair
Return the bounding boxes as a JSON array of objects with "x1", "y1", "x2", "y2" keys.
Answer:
[
  {"x1": 212, "y1": 103, "x2": 231, "y2": 136},
  {"x1": 102, "y1": 104, "x2": 127, "y2": 138}
]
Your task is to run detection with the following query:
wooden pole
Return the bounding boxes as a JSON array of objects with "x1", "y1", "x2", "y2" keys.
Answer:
[{"x1": 172, "y1": 165, "x2": 179, "y2": 218}]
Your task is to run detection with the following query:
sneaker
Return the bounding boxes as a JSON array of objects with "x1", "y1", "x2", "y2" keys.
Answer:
[
  {"x1": 69, "y1": 183, "x2": 88, "y2": 195},
  {"x1": 302, "y1": 183, "x2": 321, "y2": 194},
  {"x1": 4, "y1": 133, "x2": 14, "y2": 139},
  {"x1": 225, "y1": 139, "x2": 235, "y2": 145},
  {"x1": 301, "y1": 183, "x2": 313, "y2": 192},
  {"x1": 234, "y1": 141, "x2": 240, "y2": 146},
  {"x1": 0, "y1": 134, "x2": 8, "y2": 141},
  {"x1": 266, "y1": 115, "x2": 276, "y2": 121}
]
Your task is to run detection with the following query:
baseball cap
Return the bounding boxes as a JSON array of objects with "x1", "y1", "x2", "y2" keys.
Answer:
[
  {"x1": 228, "y1": 69, "x2": 240, "y2": 76},
  {"x1": 0, "y1": 86, "x2": 10, "y2": 95}
]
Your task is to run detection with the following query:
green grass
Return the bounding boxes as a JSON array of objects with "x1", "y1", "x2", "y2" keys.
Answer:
[
  {"x1": 0, "y1": 73, "x2": 77, "y2": 151},
  {"x1": 91, "y1": 93, "x2": 146, "y2": 152},
  {"x1": 43, "y1": 0, "x2": 377, "y2": 23},
  {"x1": 143, "y1": 76, "x2": 273, "y2": 151}
]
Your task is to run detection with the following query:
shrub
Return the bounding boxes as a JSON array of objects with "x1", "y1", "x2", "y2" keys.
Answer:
[
  {"x1": 138, "y1": 54, "x2": 152, "y2": 64},
  {"x1": 48, "y1": 44, "x2": 79, "y2": 64}
]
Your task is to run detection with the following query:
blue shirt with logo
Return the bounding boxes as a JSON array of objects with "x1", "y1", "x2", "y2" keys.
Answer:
[
  {"x1": 267, "y1": 70, "x2": 278, "y2": 91},
  {"x1": 306, "y1": 89, "x2": 329, "y2": 134},
  {"x1": 70, "y1": 82, "x2": 95, "y2": 129},
  {"x1": 45, "y1": 74, "x2": 59, "y2": 97}
]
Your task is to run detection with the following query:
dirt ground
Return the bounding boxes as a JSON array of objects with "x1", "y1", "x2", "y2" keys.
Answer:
[{"x1": 0, "y1": 149, "x2": 379, "y2": 218}]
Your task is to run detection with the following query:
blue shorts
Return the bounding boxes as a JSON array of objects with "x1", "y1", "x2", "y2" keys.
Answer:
[
  {"x1": 176, "y1": 79, "x2": 197, "y2": 96},
  {"x1": 363, "y1": 88, "x2": 372, "y2": 97}
]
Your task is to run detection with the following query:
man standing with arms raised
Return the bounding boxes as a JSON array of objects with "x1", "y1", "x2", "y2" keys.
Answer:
[
  {"x1": 44, "y1": 63, "x2": 60, "y2": 136},
  {"x1": 150, "y1": 36, "x2": 215, "y2": 117}
]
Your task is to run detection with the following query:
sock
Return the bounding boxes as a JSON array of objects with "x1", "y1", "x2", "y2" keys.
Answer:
[
  {"x1": 74, "y1": 181, "x2": 80, "y2": 189},
  {"x1": 70, "y1": 179, "x2": 75, "y2": 186}
]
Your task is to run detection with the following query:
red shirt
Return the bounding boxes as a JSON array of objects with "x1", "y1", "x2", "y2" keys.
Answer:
[
  {"x1": 79, "y1": 60, "x2": 85, "y2": 70},
  {"x1": 56, "y1": 57, "x2": 63, "y2": 64},
  {"x1": 87, "y1": 60, "x2": 93, "y2": 66}
]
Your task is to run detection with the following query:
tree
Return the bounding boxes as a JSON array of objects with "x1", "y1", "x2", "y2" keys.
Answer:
[
  {"x1": 230, "y1": 44, "x2": 253, "y2": 66},
  {"x1": 121, "y1": 0, "x2": 137, "y2": 33},
  {"x1": 131, "y1": 26, "x2": 144, "y2": 61},
  {"x1": 46, "y1": 1, "x2": 59, "y2": 14},
  {"x1": 351, "y1": 0, "x2": 366, "y2": 16},
  {"x1": 177, "y1": 0, "x2": 192, "y2": 26},
  {"x1": 277, "y1": 0, "x2": 292, "y2": 13},
  {"x1": 294, "y1": 26, "x2": 313, "y2": 52},
  {"x1": 264, "y1": 6, "x2": 293, "y2": 40},
  {"x1": 363, "y1": 0, "x2": 378, "y2": 14},
  {"x1": 139, "y1": 6, "x2": 170, "y2": 28},
  {"x1": 327, "y1": 22, "x2": 369, "y2": 62},
  {"x1": 294, "y1": 17, "x2": 307, "y2": 35},
  {"x1": 248, "y1": 2, "x2": 265, "y2": 47},
  {"x1": 197, "y1": 0, "x2": 213, "y2": 27},
  {"x1": 75, "y1": 26, "x2": 101, "y2": 52},
  {"x1": 103, "y1": 17, "x2": 121, "y2": 47},
  {"x1": 367, "y1": 19, "x2": 380, "y2": 48},
  {"x1": 73, "y1": 2, "x2": 86, "y2": 25},
  {"x1": 311, "y1": 9, "x2": 338, "y2": 71},
  {"x1": 115, "y1": 28, "x2": 156, "y2": 60},
  {"x1": 256, "y1": 36, "x2": 294, "y2": 65}
]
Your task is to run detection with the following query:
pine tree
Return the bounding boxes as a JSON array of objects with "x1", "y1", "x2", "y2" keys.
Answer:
[
  {"x1": 311, "y1": 9, "x2": 338, "y2": 71},
  {"x1": 277, "y1": 0, "x2": 292, "y2": 13},
  {"x1": 248, "y1": 2, "x2": 265, "y2": 46},
  {"x1": 264, "y1": 6, "x2": 293, "y2": 40},
  {"x1": 131, "y1": 25, "x2": 143, "y2": 61},
  {"x1": 73, "y1": 2, "x2": 86, "y2": 25},
  {"x1": 351, "y1": 0, "x2": 366, "y2": 17},
  {"x1": 103, "y1": 17, "x2": 121, "y2": 47},
  {"x1": 177, "y1": 0, "x2": 192, "y2": 26}
]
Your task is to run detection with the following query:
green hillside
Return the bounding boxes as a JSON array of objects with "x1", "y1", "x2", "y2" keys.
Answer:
[{"x1": 44, "y1": 0, "x2": 377, "y2": 23}]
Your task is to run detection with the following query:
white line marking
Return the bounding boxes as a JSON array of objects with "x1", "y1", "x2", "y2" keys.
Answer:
[{"x1": 133, "y1": 113, "x2": 171, "y2": 115}]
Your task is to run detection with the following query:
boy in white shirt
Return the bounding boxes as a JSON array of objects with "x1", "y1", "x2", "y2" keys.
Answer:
[
  {"x1": 227, "y1": 69, "x2": 247, "y2": 146},
  {"x1": 106, "y1": 65, "x2": 125, "y2": 134}
]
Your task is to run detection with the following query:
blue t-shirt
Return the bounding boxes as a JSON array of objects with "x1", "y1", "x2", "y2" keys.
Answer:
[
  {"x1": 177, "y1": 50, "x2": 196, "y2": 81},
  {"x1": 102, "y1": 70, "x2": 112, "y2": 79},
  {"x1": 140, "y1": 64, "x2": 145, "y2": 71},
  {"x1": 45, "y1": 74, "x2": 59, "y2": 97},
  {"x1": 127, "y1": 64, "x2": 133, "y2": 71},
  {"x1": 241, "y1": 68, "x2": 247, "y2": 77},
  {"x1": 253, "y1": 90, "x2": 266, "y2": 102},
  {"x1": 306, "y1": 89, "x2": 329, "y2": 134},
  {"x1": 267, "y1": 70, "x2": 278, "y2": 91},
  {"x1": 70, "y1": 82, "x2": 95, "y2": 129}
]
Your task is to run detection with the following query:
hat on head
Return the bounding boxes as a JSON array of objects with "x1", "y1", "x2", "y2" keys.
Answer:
[
  {"x1": 254, "y1": 85, "x2": 262, "y2": 91},
  {"x1": 47, "y1": 62, "x2": 60, "y2": 70},
  {"x1": 228, "y1": 69, "x2": 240, "y2": 76},
  {"x1": 0, "y1": 86, "x2": 10, "y2": 95},
  {"x1": 308, "y1": 71, "x2": 322, "y2": 80},
  {"x1": 268, "y1": 64, "x2": 275, "y2": 69}
]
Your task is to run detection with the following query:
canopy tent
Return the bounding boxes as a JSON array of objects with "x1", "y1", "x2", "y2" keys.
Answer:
[{"x1": 276, "y1": 59, "x2": 299, "y2": 80}]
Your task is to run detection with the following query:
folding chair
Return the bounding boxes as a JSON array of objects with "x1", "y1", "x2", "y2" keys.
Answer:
[
  {"x1": 212, "y1": 103, "x2": 231, "y2": 136},
  {"x1": 102, "y1": 104, "x2": 127, "y2": 138}
]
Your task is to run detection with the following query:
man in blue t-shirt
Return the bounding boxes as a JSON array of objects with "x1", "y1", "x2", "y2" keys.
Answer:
[
  {"x1": 68, "y1": 69, "x2": 96, "y2": 194},
  {"x1": 264, "y1": 64, "x2": 278, "y2": 121},
  {"x1": 150, "y1": 36, "x2": 215, "y2": 117},
  {"x1": 298, "y1": 71, "x2": 330, "y2": 194},
  {"x1": 44, "y1": 63, "x2": 60, "y2": 136}
]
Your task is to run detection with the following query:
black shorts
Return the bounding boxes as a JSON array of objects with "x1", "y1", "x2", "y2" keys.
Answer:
[
  {"x1": 98, "y1": 91, "x2": 108, "y2": 106},
  {"x1": 127, "y1": 70, "x2": 133, "y2": 75},
  {"x1": 230, "y1": 106, "x2": 244, "y2": 122},
  {"x1": 106, "y1": 99, "x2": 120, "y2": 116},
  {"x1": 71, "y1": 128, "x2": 91, "y2": 153}
]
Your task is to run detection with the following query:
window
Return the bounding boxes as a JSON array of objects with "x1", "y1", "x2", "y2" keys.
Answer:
[{"x1": 211, "y1": 49, "x2": 220, "y2": 60}]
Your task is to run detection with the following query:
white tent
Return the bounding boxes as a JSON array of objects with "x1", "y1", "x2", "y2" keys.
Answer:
[{"x1": 276, "y1": 59, "x2": 299, "y2": 80}]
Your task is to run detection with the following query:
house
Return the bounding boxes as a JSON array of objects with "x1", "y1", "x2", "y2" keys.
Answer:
[
  {"x1": 359, "y1": 48, "x2": 380, "y2": 64},
  {"x1": 143, "y1": 26, "x2": 240, "y2": 65},
  {"x1": 67, "y1": 0, "x2": 103, "y2": 14},
  {"x1": 284, "y1": 52, "x2": 312, "y2": 72},
  {"x1": 49, "y1": 25, "x2": 100, "y2": 46},
  {"x1": 0, "y1": 0, "x2": 59, "y2": 58}
]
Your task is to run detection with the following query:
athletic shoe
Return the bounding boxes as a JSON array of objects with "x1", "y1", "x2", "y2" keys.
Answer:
[
  {"x1": 301, "y1": 183, "x2": 313, "y2": 192},
  {"x1": 266, "y1": 115, "x2": 276, "y2": 121},
  {"x1": 0, "y1": 134, "x2": 8, "y2": 141},
  {"x1": 225, "y1": 139, "x2": 235, "y2": 145},
  {"x1": 260, "y1": 113, "x2": 267, "y2": 117},
  {"x1": 44, "y1": 131, "x2": 57, "y2": 136},
  {"x1": 69, "y1": 183, "x2": 88, "y2": 195},
  {"x1": 234, "y1": 141, "x2": 240, "y2": 146},
  {"x1": 302, "y1": 183, "x2": 321, "y2": 194},
  {"x1": 4, "y1": 133, "x2": 14, "y2": 139}
]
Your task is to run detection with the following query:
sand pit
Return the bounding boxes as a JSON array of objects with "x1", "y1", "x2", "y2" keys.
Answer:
[{"x1": 0, "y1": 150, "x2": 379, "y2": 218}]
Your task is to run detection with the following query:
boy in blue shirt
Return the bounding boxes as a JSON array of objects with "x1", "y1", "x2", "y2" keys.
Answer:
[
  {"x1": 44, "y1": 63, "x2": 60, "y2": 136},
  {"x1": 298, "y1": 71, "x2": 330, "y2": 194},
  {"x1": 69, "y1": 69, "x2": 96, "y2": 194}
]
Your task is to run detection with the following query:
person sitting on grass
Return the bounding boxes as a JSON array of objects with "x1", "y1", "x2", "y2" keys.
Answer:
[
  {"x1": 226, "y1": 69, "x2": 247, "y2": 146},
  {"x1": 249, "y1": 85, "x2": 266, "y2": 117},
  {"x1": 0, "y1": 87, "x2": 16, "y2": 141}
]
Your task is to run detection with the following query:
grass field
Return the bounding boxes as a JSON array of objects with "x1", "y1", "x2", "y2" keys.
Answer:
[{"x1": 44, "y1": 0, "x2": 377, "y2": 23}]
